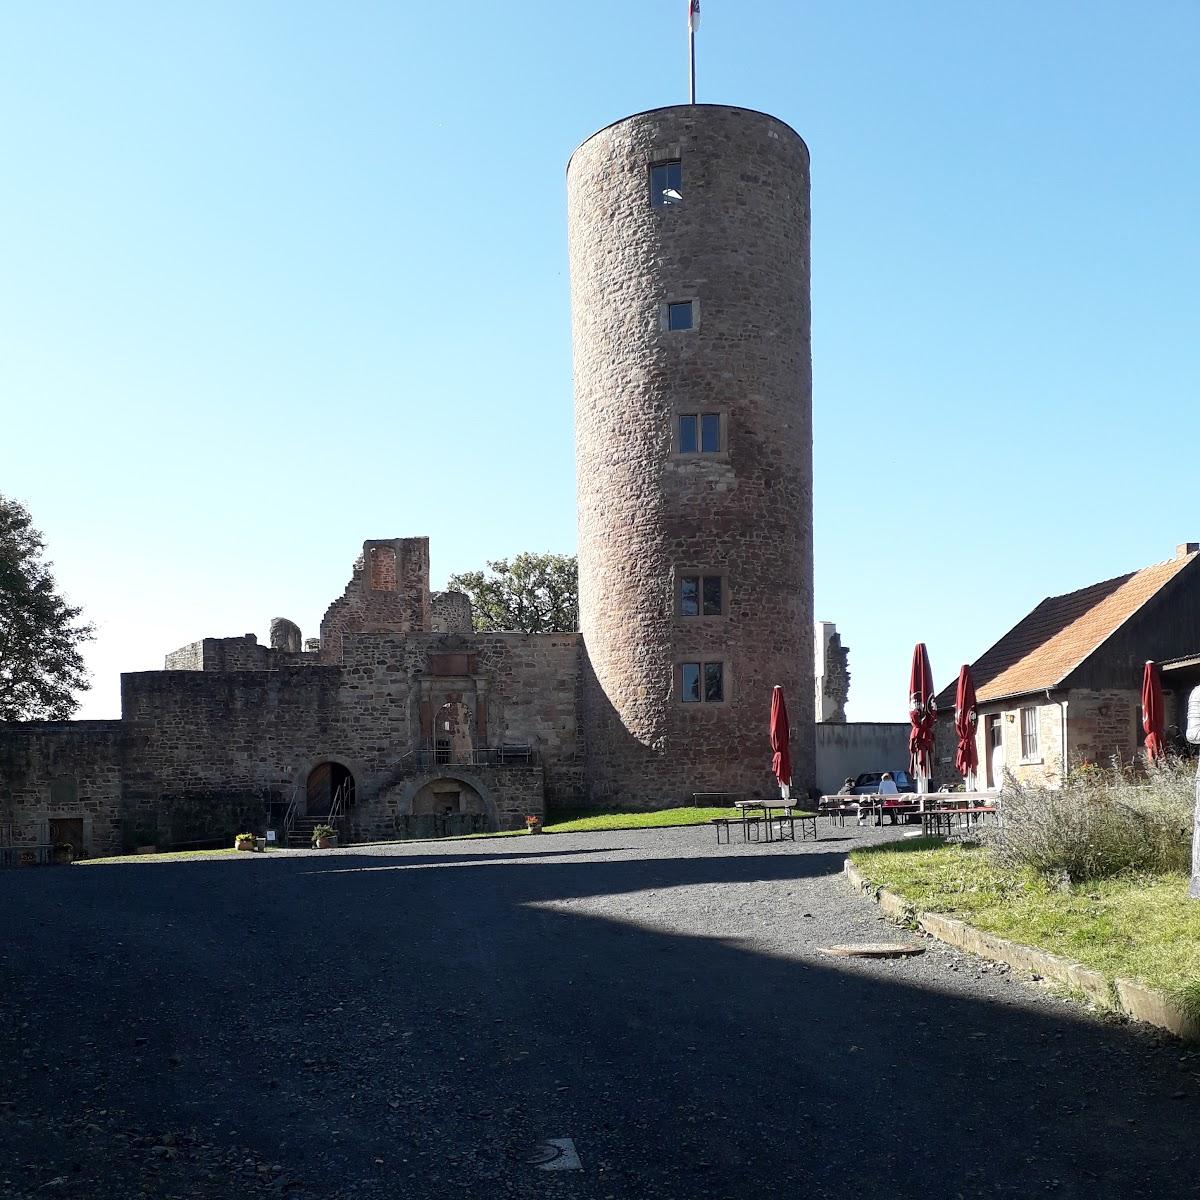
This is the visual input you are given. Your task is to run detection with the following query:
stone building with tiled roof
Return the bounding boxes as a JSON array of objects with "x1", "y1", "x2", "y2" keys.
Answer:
[{"x1": 933, "y1": 543, "x2": 1200, "y2": 789}]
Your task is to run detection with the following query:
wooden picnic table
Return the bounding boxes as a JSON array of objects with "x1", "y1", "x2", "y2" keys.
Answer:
[
  {"x1": 920, "y1": 806, "x2": 998, "y2": 837},
  {"x1": 712, "y1": 799, "x2": 817, "y2": 844}
]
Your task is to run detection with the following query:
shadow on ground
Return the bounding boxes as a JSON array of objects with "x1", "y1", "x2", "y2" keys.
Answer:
[{"x1": 1, "y1": 838, "x2": 1195, "y2": 1199}]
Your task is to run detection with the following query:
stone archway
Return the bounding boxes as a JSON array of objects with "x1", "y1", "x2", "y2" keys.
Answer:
[
  {"x1": 306, "y1": 760, "x2": 356, "y2": 817},
  {"x1": 395, "y1": 769, "x2": 500, "y2": 833},
  {"x1": 410, "y1": 777, "x2": 486, "y2": 818}
]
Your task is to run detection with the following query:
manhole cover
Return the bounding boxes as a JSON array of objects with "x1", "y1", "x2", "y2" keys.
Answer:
[
  {"x1": 524, "y1": 1138, "x2": 582, "y2": 1171},
  {"x1": 820, "y1": 943, "x2": 925, "y2": 958}
]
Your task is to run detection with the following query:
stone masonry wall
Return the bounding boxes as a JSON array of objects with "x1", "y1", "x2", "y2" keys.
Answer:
[
  {"x1": 0, "y1": 722, "x2": 124, "y2": 857},
  {"x1": 430, "y1": 591, "x2": 474, "y2": 634},
  {"x1": 164, "y1": 635, "x2": 273, "y2": 672},
  {"x1": 319, "y1": 539, "x2": 431, "y2": 664},
  {"x1": 476, "y1": 633, "x2": 583, "y2": 807},
  {"x1": 1066, "y1": 688, "x2": 1141, "y2": 769},
  {"x1": 569, "y1": 105, "x2": 814, "y2": 807}
]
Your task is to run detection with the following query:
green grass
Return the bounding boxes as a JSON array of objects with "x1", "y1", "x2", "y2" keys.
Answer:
[
  {"x1": 80, "y1": 805, "x2": 804, "y2": 862},
  {"x1": 544, "y1": 806, "x2": 772, "y2": 833},
  {"x1": 850, "y1": 840, "x2": 1200, "y2": 1022}
]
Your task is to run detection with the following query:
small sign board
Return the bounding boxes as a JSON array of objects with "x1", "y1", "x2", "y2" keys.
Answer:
[{"x1": 265, "y1": 830, "x2": 277, "y2": 843}]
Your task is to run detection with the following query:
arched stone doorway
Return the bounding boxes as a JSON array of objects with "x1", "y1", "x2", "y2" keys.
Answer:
[
  {"x1": 306, "y1": 760, "x2": 355, "y2": 817},
  {"x1": 410, "y1": 776, "x2": 486, "y2": 818},
  {"x1": 394, "y1": 769, "x2": 499, "y2": 838}
]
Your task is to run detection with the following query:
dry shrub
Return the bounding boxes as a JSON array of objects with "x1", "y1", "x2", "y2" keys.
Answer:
[{"x1": 982, "y1": 758, "x2": 1194, "y2": 883}]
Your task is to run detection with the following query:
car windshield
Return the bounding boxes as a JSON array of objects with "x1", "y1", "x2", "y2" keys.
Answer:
[{"x1": 855, "y1": 773, "x2": 882, "y2": 785}]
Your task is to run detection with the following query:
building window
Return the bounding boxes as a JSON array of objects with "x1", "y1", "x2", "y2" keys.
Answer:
[
  {"x1": 1020, "y1": 706, "x2": 1039, "y2": 760},
  {"x1": 650, "y1": 159, "x2": 682, "y2": 206},
  {"x1": 681, "y1": 661, "x2": 725, "y2": 704},
  {"x1": 667, "y1": 301, "x2": 695, "y2": 331},
  {"x1": 679, "y1": 574, "x2": 724, "y2": 617},
  {"x1": 678, "y1": 412, "x2": 722, "y2": 454}
]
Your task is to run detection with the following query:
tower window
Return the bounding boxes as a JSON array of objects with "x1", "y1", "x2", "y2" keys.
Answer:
[
  {"x1": 668, "y1": 301, "x2": 695, "y2": 331},
  {"x1": 679, "y1": 574, "x2": 724, "y2": 617},
  {"x1": 678, "y1": 412, "x2": 722, "y2": 454},
  {"x1": 650, "y1": 159, "x2": 682, "y2": 207},
  {"x1": 681, "y1": 661, "x2": 726, "y2": 704}
]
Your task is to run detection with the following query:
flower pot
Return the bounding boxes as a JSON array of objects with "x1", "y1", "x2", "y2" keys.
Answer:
[
  {"x1": 314, "y1": 836, "x2": 337, "y2": 849},
  {"x1": 234, "y1": 839, "x2": 256, "y2": 852}
]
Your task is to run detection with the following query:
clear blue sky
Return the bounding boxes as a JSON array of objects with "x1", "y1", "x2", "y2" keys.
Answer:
[{"x1": 3, "y1": 2, "x2": 1197, "y2": 722}]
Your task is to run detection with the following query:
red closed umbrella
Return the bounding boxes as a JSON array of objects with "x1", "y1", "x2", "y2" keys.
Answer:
[
  {"x1": 1142, "y1": 660, "x2": 1166, "y2": 761},
  {"x1": 770, "y1": 685, "x2": 792, "y2": 797},
  {"x1": 908, "y1": 644, "x2": 937, "y2": 793},
  {"x1": 954, "y1": 664, "x2": 979, "y2": 788}
]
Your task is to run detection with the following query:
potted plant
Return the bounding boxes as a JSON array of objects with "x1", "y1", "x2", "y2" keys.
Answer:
[
  {"x1": 311, "y1": 824, "x2": 337, "y2": 849},
  {"x1": 525, "y1": 814, "x2": 542, "y2": 834},
  {"x1": 53, "y1": 842, "x2": 74, "y2": 865},
  {"x1": 234, "y1": 832, "x2": 256, "y2": 852}
]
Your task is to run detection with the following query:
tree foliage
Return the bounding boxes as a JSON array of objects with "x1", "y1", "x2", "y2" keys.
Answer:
[
  {"x1": 446, "y1": 552, "x2": 578, "y2": 634},
  {"x1": 0, "y1": 494, "x2": 94, "y2": 721}
]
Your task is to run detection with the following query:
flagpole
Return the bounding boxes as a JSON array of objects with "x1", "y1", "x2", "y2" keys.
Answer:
[{"x1": 689, "y1": 28, "x2": 696, "y2": 103}]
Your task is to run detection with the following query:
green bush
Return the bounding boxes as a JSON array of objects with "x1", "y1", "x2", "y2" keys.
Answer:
[{"x1": 984, "y1": 758, "x2": 1194, "y2": 883}]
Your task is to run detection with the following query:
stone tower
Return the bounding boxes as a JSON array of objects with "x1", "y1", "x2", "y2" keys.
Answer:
[{"x1": 568, "y1": 104, "x2": 815, "y2": 807}]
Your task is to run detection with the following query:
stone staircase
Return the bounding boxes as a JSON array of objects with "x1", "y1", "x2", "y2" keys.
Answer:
[{"x1": 286, "y1": 815, "x2": 336, "y2": 848}]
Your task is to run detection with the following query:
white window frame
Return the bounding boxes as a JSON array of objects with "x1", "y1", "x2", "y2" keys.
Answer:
[{"x1": 1019, "y1": 706, "x2": 1040, "y2": 763}]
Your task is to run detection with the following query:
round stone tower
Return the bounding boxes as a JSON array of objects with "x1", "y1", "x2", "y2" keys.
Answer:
[{"x1": 568, "y1": 104, "x2": 814, "y2": 807}]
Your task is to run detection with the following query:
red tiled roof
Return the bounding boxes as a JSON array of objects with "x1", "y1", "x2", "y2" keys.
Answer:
[{"x1": 937, "y1": 553, "x2": 1199, "y2": 706}]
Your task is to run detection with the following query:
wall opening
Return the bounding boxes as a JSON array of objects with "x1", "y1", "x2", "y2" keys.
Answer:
[
  {"x1": 433, "y1": 699, "x2": 474, "y2": 765},
  {"x1": 306, "y1": 761, "x2": 356, "y2": 817},
  {"x1": 410, "y1": 777, "x2": 486, "y2": 819}
]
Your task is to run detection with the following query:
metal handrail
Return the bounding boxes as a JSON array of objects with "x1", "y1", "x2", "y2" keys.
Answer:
[
  {"x1": 389, "y1": 746, "x2": 538, "y2": 772},
  {"x1": 326, "y1": 776, "x2": 354, "y2": 840},
  {"x1": 281, "y1": 783, "x2": 302, "y2": 846}
]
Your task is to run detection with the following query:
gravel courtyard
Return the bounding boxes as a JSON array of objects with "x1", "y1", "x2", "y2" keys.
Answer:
[{"x1": 2, "y1": 824, "x2": 1197, "y2": 1199}]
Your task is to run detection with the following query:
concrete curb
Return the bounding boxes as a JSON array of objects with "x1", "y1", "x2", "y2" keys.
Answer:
[{"x1": 843, "y1": 859, "x2": 1199, "y2": 1043}]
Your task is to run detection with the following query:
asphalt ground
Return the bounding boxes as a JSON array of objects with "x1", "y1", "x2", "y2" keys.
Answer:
[{"x1": 1, "y1": 822, "x2": 1198, "y2": 1199}]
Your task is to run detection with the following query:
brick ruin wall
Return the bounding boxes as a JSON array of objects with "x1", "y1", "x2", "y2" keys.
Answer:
[
  {"x1": 569, "y1": 105, "x2": 815, "y2": 807},
  {"x1": 318, "y1": 539, "x2": 432, "y2": 664}
]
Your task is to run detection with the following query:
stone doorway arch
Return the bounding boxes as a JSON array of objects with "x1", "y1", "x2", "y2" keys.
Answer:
[
  {"x1": 306, "y1": 760, "x2": 356, "y2": 817},
  {"x1": 395, "y1": 769, "x2": 499, "y2": 833}
]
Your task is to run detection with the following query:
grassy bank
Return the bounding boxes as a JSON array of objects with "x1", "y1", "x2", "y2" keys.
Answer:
[{"x1": 851, "y1": 839, "x2": 1200, "y2": 1021}]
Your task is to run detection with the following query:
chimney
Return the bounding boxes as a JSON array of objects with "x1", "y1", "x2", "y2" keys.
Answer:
[{"x1": 1176, "y1": 543, "x2": 1200, "y2": 559}]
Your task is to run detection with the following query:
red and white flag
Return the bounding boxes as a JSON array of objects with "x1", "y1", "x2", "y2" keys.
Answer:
[{"x1": 688, "y1": 0, "x2": 701, "y2": 34}]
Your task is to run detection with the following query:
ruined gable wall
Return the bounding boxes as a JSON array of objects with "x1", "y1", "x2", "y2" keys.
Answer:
[{"x1": 319, "y1": 539, "x2": 432, "y2": 664}]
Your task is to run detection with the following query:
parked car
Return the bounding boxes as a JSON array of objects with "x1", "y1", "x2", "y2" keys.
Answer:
[{"x1": 849, "y1": 771, "x2": 916, "y2": 796}]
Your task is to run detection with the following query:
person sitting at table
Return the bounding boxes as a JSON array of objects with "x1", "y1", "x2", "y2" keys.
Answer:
[
  {"x1": 878, "y1": 772, "x2": 901, "y2": 824},
  {"x1": 837, "y1": 777, "x2": 856, "y2": 795}
]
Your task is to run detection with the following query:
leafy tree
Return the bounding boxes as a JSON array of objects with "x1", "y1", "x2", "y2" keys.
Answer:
[
  {"x1": 446, "y1": 552, "x2": 578, "y2": 634},
  {"x1": 0, "y1": 494, "x2": 93, "y2": 721}
]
